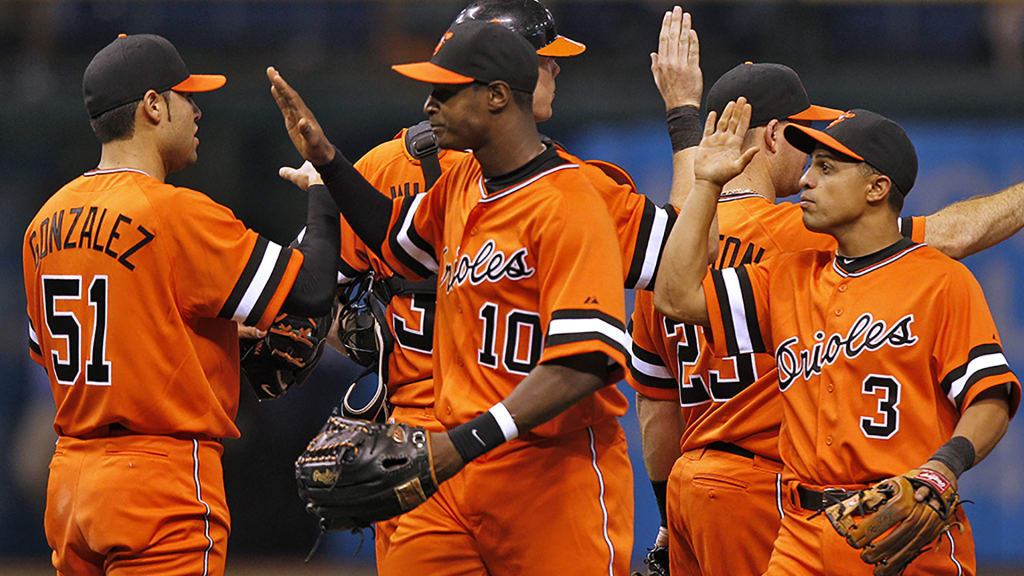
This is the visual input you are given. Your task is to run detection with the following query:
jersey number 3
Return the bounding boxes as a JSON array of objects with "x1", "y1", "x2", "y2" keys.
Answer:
[{"x1": 42, "y1": 275, "x2": 111, "y2": 386}]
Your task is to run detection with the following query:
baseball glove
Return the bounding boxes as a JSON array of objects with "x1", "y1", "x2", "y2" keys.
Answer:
[
  {"x1": 631, "y1": 546, "x2": 669, "y2": 576},
  {"x1": 239, "y1": 305, "x2": 336, "y2": 400},
  {"x1": 295, "y1": 413, "x2": 438, "y2": 531},
  {"x1": 825, "y1": 468, "x2": 961, "y2": 576}
]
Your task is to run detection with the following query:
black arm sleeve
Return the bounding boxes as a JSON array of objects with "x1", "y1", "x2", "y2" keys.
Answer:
[
  {"x1": 315, "y1": 148, "x2": 392, "y2": 257},
  {"x1": 281, "y1": 185, "x2": 341, "y2": 317}
]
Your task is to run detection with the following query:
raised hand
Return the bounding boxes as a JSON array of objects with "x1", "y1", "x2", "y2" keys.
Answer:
[
  {"x1": 266, "y1": 66, "x2": 335, "y2": 166},
  {"x1": 693, "y1": 97, "x2": 759, "y2": 187},
  {"x1": 278, "y1": 160, "x2": 325, "y2": 191},
  {"x1": 651, "y1": 6, "x2": 702, "y2": 110}
]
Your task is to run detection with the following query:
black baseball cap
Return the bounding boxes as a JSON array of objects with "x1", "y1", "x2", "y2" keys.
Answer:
[
  {"x1": 392, "y1": 20, "x2": 538, "y2": 93},
  {"x1": 784, "y1": 109, "x2": 918, "y2": 196},
  {"x1": 706, "y1": 62, "x2": 842, "y2": 128},
  {"x1": 83, "y1": 33, "x2": 226, "y2": 119}
]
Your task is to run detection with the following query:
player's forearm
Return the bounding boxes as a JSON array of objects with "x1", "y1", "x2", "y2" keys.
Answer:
[
  {"x1": 501, "y1": 352, "x2": 608, "y2": 432},
  {"x1": 923, "y1": 181, "x2": 1024, "y2": 260},
  {"x1": 636, "y1": 393, "x2": 683, "y2": 481},
  {"x1": 654, "y1": 179, "x2": 719, "y2": 324},
  {"x1": 668, "y1": 148, "x2": 697, "y2": 210},
  {"x1": 282, "y1": 186, "x2": 341, "y2": 317},
  {"x1": 314, "y1": 147, "x2": 391, "y2": 254},
  {"x1": 950, "y1": 387, "x2": 1011, "y2": 465}
]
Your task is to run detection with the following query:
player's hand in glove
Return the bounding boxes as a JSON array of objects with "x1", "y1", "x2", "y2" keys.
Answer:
[
  {"x1": 240, "y1": 305, "x2": 335, "y2": 400},
  {"x1": 825, "y1": 466, "x2": 961, "y2": 576},
  {"x1": 632, "y1": 526, "x2": 670, "y2": 576},
  {"x1": 295, "y1": 414, "x2": 441, "y2": 531}
]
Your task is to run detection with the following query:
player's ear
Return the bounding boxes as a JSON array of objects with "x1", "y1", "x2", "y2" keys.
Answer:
[
  {"x1": 763, "y1": 119, "x2": 781, "y2": 153},
  {"x1": 865, "y1": 172, "x2": 893, "y2": 204},
  {"x1": 139, "y1": 89, "x2": 163, "y2": 125},
  {"x1": 485, "y1": 81, "x2": 513, "y2": 112}
]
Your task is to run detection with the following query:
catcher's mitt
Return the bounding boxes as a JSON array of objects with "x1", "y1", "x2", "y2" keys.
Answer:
[
  {"x1": 295, "y1": 413, "x2": 438, "y2": 531},
  {"x1": 240, "y1": 304, "x2": 336, "y2": 400},
  {"x1": 825, "y1": 468, "x2": 961, "y2": 576}
]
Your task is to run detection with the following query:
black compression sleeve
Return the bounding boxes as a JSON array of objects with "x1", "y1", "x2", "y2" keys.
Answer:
[
  {"x1": 281, "y1": 185, "x2": 340, "y2": 317},
  {"x1": 651, "y1": 479, "x2": 669, "y2": 528},
  {"x1": 315, "y1": 148, "x2": 391, "y2": 256}
]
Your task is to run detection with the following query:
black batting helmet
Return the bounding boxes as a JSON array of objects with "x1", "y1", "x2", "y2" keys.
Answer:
[{"x1": 452, "y1": 0, "x2": 586, "y2": 57}]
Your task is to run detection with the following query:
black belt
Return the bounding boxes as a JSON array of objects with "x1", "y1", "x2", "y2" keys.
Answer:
[
  {"x1": 707, "y1": 441, "x2": 756, "y2": 460},
  {"x1": 797, "y1": 486, "x2": 860, "y2": 512}
]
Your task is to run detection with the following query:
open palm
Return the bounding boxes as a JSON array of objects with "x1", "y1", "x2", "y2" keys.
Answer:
[{"x1": 693, "y1": 97, "x2": 758, "y2": 187}]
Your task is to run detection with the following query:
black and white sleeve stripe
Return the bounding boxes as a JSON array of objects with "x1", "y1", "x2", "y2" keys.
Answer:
[
  {"x1": 626, "y1": 202, "x2": 677, "y2": 291},
  {"x1": 27, "y1": 317, "x2": 41, "y2": 356},
  {"x1": 898, "y1": 216, "x2": 915, "y2": 240},
  {"x1": 545, "y1": 309, "x2": 628, "y2": 359},
  {"x1": 940, "y1": 343, "x2": 1013, "y2": 410},
  {"x1": 337, "y1": 257, "x2": 363, "y2": 286},
  {"x1": 628, "y1": 322, "x2": 675, "y2": 390},
  {"x1": 219, "y1": 236, "x2": 295, "y2": 325},
  {"x1": 709, "y1": 267, "x2": 766, "y2": 357},
  {"x1": 387, "y1": 194, "x2": 437, "y2": 279}
]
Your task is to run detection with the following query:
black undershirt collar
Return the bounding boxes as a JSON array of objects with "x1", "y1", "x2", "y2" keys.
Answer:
[
  {"x1": 835, "y1": 236, "x2": 916, "y2": 275},
  {"x1": 482, "y1": 144, "x2": 566, "y2": 196}
]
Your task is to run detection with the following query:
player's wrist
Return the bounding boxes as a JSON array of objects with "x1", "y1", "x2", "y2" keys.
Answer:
[
  {"x1": 666, "y1": 105, "x2": 701, "y2": 152},
  {"x1": 447, "y1": 402, "x2": 519, "y2": 464},
  {"x1": 927, "y1": 435, "x2": 975, "y2": 479}
]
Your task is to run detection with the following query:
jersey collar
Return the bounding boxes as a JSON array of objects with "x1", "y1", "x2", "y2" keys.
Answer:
[{"x1": 833, "y1": 237, "x2": 923, "y2": 277}]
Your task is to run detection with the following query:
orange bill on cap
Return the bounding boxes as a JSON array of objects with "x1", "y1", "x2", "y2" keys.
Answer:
[
  {"x1": 391, "y1": 62, "x2": 475, "y2": 84},
  {"x1": 536, "y1": 35, "x2": 586, "y2": 57},
  {"x1": 173, "y1": 74, "x2": 227, "y2": 93},
  {"x1": 786, "y1": 124, "x2": 864, "y2": 161},
  {"x1": 789, "y1": 104, "x2": 844, "y2": 122}
]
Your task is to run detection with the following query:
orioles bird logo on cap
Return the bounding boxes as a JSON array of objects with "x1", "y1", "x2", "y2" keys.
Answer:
[
  {"x1": 433, "y1": 30, "x2": 454, "y2": 56},
  {"x1": 828, "y1": 111, "x2": 857, "y2": 129}
]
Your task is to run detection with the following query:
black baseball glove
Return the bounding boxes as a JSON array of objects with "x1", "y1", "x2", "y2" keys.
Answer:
[
  {"x1": 631, "y1": 545, "x2": 669, "y2": 576},
  {"x1": 239, "y1": 305, "x2": 335, "y2": 400},
  {"x1": 295, "y1": 413, "x2": 438, "y2": 531}
]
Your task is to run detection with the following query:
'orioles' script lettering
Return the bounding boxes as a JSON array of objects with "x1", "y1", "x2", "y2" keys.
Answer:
[
  {"x1": 775, "y1": 313, "x2": 918, "y2": 391},
  {"x1": 440, "y1": 239, "x2": 535, "y2": 293}
]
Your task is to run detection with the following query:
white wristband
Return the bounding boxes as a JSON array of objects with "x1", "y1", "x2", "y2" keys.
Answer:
[{"x1": 488, "y1": 402, "x2": 519, "y2": 441}]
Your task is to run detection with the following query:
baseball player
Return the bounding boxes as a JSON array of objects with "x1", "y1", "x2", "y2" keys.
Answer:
[
  {"x1": 270, "y1": 20, "x2": 638, "y2": 575},
  {"x1": 275, "y1": 1, "x2": 684, "y2": 570},
  {"x1": 632, "y1": 12, "x2": 1024, "y2": 573},
  {"x1": 655, "y1": 98, "x2": 1020, "y2": 575},
  {"x1": 22, "y1": 34, "x2": 343, "y2": 575}
]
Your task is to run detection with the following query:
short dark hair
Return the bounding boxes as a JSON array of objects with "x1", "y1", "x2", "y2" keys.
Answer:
[
  {"x1": 88, "y1": 90, "x2": 175, "y2": 144},
  {"x1": 89, "y1": 98, "x2": 139, "y2": 143},
  {"x1": 860, "y1": 162, "x2": 904, "y2": 213},
  {"x1": 512, "y1": 89, "x2": 533, "y2": 112}
]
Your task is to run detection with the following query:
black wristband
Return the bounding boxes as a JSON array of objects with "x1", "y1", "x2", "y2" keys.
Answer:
[
  {"x1": 651, "y1": 479, "x2": 669, "y2": 528},
  {"x1": 929, "y1": 436, "x2": 976, "y2": 478},
  {"x1": 447, "y1": 404, "x2": 518, "y2": 463},
  {"x1": 666, "y1": 105, "x2": 702, "y2": 152}
]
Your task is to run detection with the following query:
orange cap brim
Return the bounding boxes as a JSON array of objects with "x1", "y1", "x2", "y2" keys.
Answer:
[
  {"x1": 537, "y1": 35, "x2": 586, "y2": 58},
  {"x1": 787, "y1": 124, "x2": 864, "y2": 161},
  {"x1": 789, "y1": 104, "x2": 844, "y2": 122},
  {"x1": 391, "y1": 62, "x2": 475, "y2": 84},
  {"x1": 172, "y1": 74, "x2": 227, "y2": 93}
]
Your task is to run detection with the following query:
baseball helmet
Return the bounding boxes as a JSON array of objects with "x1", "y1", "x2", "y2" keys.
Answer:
[{"x1": 452, "y1": 0, "x2": 586, "y2": 57}]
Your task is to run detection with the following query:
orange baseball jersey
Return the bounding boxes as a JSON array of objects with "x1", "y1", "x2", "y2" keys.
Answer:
[
  {"x1": 628, "y1": 193, "x2": 927, "y2": 459},
  {"x1": 702, "y1": 236, "x2": 1020, "y2": 486},
  {"x1": 377, "y1": 145, "x2": 630, "y2": 435},
  {"x1": 23, "y1": 169, "x2": 302, "y2": 439},
  {"x1": 342, "y1": 128, "x2": 468, "y2": 407}
]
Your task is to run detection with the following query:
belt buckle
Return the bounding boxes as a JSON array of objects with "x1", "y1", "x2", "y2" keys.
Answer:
[{"x1": 822, "y1": 487, "x2": 849, "y2": 509}]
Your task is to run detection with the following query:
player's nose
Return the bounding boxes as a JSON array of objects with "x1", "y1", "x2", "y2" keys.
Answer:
[{"x1": 423, "y1": 95, "x2": 440, "y2": 117}]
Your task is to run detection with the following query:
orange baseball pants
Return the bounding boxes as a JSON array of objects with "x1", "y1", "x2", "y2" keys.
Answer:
[
  {"x1": 667, "y1": 446, "x2": 784, "y2": 576},
  {"x1": 374, "y1": 403, "x2": 447, "y2": 572},
  {"x1": 45, "y1": 434, "x2": 229, "y2": 576},
  {"x1": 764, "y1": 480, "x2": 975, "y2": 575},
  {"x1": 379, "y1": 420, "x2": 634, "y2": 576}
]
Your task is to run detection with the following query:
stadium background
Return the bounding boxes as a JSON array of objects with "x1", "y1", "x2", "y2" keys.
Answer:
[{"x1": 2, "y1": 1, "x2": 1023, "y2": 573}]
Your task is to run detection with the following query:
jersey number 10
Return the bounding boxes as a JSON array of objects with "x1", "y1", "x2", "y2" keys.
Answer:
[{"x1": 41, "y1": 275, "x2": 111, "y2": 386}]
